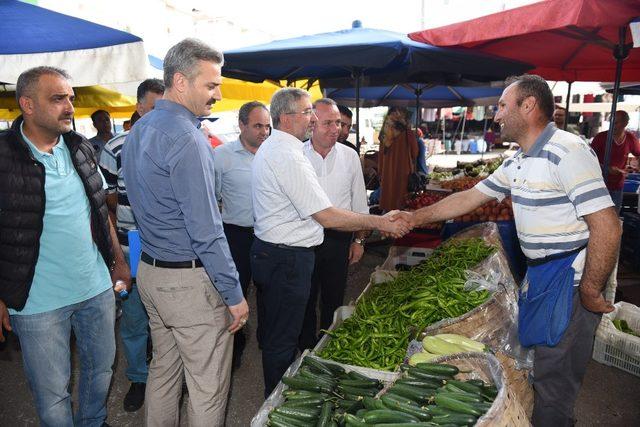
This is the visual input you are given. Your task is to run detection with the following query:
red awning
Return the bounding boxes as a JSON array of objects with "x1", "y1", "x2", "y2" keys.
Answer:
[{"x1": 409, "y1": 0, "x2": 640, "y2": 82}]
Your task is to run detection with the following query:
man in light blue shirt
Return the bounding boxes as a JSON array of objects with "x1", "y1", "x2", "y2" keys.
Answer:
[
  {"x1": 122, "y1": 38, "x2": 249, "y2": 426},
  {"x1": 0, "y1": 66, "x2": 130, "y2": 427},
  {"x1": 214, "y1": 101, "x2": 270, "y2": 370}
]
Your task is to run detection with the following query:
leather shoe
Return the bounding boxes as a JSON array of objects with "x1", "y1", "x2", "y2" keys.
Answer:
[{"x1": 123, "y1": 382, "x2": 146, "y2": 412}]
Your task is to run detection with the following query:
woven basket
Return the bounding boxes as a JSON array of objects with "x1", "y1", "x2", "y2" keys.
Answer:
[
  {"x1": 495, "y1": 351, "x2": 534, "y2": 418},
  {"x1": 429, "y1": 352, "x2": 530, "y2": 427}
]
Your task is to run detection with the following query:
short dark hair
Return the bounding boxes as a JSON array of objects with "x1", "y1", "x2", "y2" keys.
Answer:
[
  {"x1": 130, "y1": 110, "x2": 141, "y2": 126},
  {"x1": 163, "y1": 38, "x2": 224, "y2": 89},
  {"x1": 313, "y1": 98, "x2": 337, "y2": 108},
  {"x1": 616, "y1": 110, "x2": 630, "y2": 125},
  {"x1": 15, "y1": 66, "x2": 70, "y2": 105},
  {"x1": 238, "y1": 101, "x2": 268, "y2": 125},
  {"x1": 337, "y1": 104, "x2": 352, "y2": 119},
  {"x1": 136, "y1": 78, "x2": 164, "y2": 103},
  {"x1": 91, "y1": 109, "x2": 109, "y2": 123},
  {"x1": 505, "y1": 74, "x2": 555, "y2": 122}
]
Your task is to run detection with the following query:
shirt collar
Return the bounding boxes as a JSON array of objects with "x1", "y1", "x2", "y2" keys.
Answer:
[
  {"x1": 155, "y1": 99, "x2": 201, "y2": 129},
  {"x1": 305, "y1": 139, "x2": 337, "y2": 159},
  {"x1": 524, "y1": 122, "x2": 557, "y2": 157},
  {"x1": 272, "y1": 129, "x2": 303, "y2": 151},
  {"x1": 233, "y1": 138, "x2": 255, "y2": 154},
  {"x1": 20, "y1": 122, "x2": 64, "y2": 159}
]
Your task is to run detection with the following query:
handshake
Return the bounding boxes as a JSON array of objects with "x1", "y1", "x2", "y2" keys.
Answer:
[{"x1": 376, "y1": 210, "x2": 416, "y2": 239}]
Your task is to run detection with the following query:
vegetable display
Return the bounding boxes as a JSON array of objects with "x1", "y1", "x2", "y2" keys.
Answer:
[
  {"x1": 318, "y1": 239, "x2": 496, "y2": 370},
  {"x1": 269, "y1": 357, "x2": 498, "y2": 426},
  {"x1": 409, "y1": 334, "x2": 487, "y2": 366},
  {"x1": 613, "y1": 319, "x2": 639, "y2": 337}
]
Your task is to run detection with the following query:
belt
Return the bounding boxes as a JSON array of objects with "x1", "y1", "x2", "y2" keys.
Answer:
[
  {"x1": 257, "y1": 238, "x2": 316, "y2": 252},
  {"x1": 525, "y1": 244, "x2": 587, "y2": 267},
  {"x1": 223, "y1": 222, "x2": 254, "y2": 233},
  {"x1": 141, "y1": 252, "x2": 203, "y2": 269}
]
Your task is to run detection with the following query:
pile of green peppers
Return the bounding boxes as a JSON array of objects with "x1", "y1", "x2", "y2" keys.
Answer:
[{"x1": 318, "y1": 238, "x2": 495, "y2": 371}]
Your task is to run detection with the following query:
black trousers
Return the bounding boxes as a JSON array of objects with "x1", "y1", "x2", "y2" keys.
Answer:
[
  {"x1": 299, "y1": 230, "x2": 352, "y2": 351},
  {"x1": 223, "y1": 223, "x2": 254, "y2": 360},
  {"x1": 532, "y1": 288, "x2": 601, "y2": 426},
  {"x1": 250, "y1": 238, "x2": 315, "y2": 397}
]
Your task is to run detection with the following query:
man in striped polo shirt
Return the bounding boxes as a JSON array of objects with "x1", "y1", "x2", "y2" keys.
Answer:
[
  {"x1": 407, "y1": 75, "x2": 621, "y2": 426},
  {"x1": 99, "y1": 78, "x2": 164, "y2": 412}
]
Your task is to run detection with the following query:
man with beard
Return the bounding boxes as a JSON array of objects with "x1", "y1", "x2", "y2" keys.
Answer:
[
  {"x1": 0, "y1": 66, "x2": 130, "y2": 426},
  {"x1": 89, "y1": 109, "x2": 114, "y2": 160},
  {"x1": 251, "y1": 88, "x2": 412, "y2": 396},
  {"x1": 299, "y1": 98, "x2": 369, "y2": 351},
  {"x1": 401, "y1": 74, "x2": 621, "y2": 426},
  {"x1": 214, "y1": 101, "x2": 270, "y2": 370},
  {"x1": 122, "y1": 39, "x2": 248, "y2": 426}
]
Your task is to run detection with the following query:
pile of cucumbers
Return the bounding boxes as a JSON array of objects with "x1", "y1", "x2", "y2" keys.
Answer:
[
  {"x1": 268, "y1": 356, "x2": 384, "y2": 426},
  {"x1": 266, "y1": 357, "x2": 498, "y2": 426}
]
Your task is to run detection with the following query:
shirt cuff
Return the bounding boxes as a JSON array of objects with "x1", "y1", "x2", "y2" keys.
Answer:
[{"x1": 216, "y1": 281, "x2": 244, "y2": 306}]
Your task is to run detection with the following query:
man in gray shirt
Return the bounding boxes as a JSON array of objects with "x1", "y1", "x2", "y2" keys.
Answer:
[
  {"x1": 122, "y1": 38, "x2": 248, "y2": 426},
  {"x1": 214, "y1": 101, "x2": 270, "y2": 369}
]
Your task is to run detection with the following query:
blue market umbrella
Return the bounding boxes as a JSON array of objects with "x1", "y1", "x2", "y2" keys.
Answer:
[
  {"x1": 223, "y1": 20, "x2": 531, "y2": 149},
  {"x1": 0, "y1": 0, "x2": 147, "y2": 86}
]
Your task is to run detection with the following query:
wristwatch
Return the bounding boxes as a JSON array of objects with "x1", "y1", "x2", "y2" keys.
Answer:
[{"x1": 353, "y1": 238, "x2": 365, "y2": 246}]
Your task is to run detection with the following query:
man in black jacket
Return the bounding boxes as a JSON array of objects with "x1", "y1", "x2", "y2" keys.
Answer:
[{"x1": 0, "y1": 66, "x2": 130, "y2": 427}]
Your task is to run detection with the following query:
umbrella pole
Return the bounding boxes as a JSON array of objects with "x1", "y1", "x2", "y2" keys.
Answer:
[
  {"x1": 354, "y1": 69, "x2": 362, "y2": 153},
  {"x1": 603, "y1": 26, "x2": 630, "y2": 185},
  {"x1": 481, "y1": 116, "x2": 488, "y2": 160},
  {"x1": 415, "y1": 87, "x2": 423, "y2": 130},
  {"x1": 564, "y1": 82, "x2": 572, "y2": 130}
]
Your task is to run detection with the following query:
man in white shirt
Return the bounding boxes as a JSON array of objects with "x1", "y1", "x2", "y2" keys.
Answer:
[
  {"x1": 251, "y1": 88, "x2": 411, "y2": 396},
  {"x1": 299, "y1": 98, "x2": 369, "y2": 350},
  {"x1": 214, "y1": 101, "x2": 270, "y2": 370}
]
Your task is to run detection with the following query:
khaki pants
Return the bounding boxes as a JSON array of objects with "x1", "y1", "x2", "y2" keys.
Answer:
[{"x1": 137, "y1": 262, "x2": 233, "y2": 427}]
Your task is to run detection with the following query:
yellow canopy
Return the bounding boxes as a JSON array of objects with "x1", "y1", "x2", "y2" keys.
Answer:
[{"x1": 0, "y1": 79, "x2": 323, "y2": 121}]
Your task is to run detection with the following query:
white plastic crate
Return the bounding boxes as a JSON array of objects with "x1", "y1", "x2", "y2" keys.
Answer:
[
  {"x1": 379, "y1": 245, "x2": 434, "y2": 271},
  {"x1": 592, "y1": 302, "x2": 640, "y2": 377}
]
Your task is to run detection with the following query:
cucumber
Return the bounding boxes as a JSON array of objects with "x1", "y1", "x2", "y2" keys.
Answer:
[
  {"x1": 273, "y1": 405, "x2": 320, "y2": 421},
  {"x1": 481, "y1": 385, "x2": 498, "y2": 399},
  {"x1": 431, "y1": 413, "x2": 477, "y2": 426},
  {"x1": 433, "y1": 395, "x2": 483, "y2": 417},
  {"x1": 445, "y1": 380, "x2": 482, "y2": 395},
  {"x1": 362, "y1": 396, "x2": 387, "y2": 410},
  {"x1": 369, "y1": 423, "x2": 439, "y2": 427},
  {"x1": 282, "y1": 376, "x2": 333, "y2": 394},
  {"x1": 268, "y1": 412, "x2": 312, "y2": 427},
  {"x1": 441, "y1": 383, "x2": 469, "y2": 394},
  {"x1": 298, "y1": 367, "x2": 337, "y2": 388},
  {"x1": 279, "y1": 398, "x2": 324, "y2": 409},
  {"x1": 316, "y1": 401, "x2": 334, "y2": 427},
  {"x1": 336, "y1": 399, "x2": 364, "y2": 413},
  {"x1": 383, "y1": 392, "x2": 424, "y2": 408},
  {"x1": 347, "y1": 370, "x2": 376, "y2": 382},
  {"x1": 343, "y1": 413, "x2": 367, "y2": 427},
  {"x1": 435, "y1": 392, "x2": 483, "y2": 404},
  {"x1": 415, "y1": 363, "x2": 459, "y2": 376},
  {"x1": 466, "y1": 379, "x2": 485, "y2": 388},
  {"x1": 362, "y1": 409, "x2": 421, "y2": 424},
  {"x1": 407, "y1": 368, "x2": 449, "y2": 383},
  {"x1": 381, "y1": 395, "x2": 433, "y2": 421},
  {"x1": 355, "y1": 408, "x2": 368, "y2": 418},
  {"x1": 389, "y1": 383, "x2": 435, "y2": 403},
  {"x1": 397, "y1": 378, "x2": 441, "y2": 389},
  {"x1": 339, "y1": 379, "x2": 381, "y2": 389},
  {"x1": 337, "y1": 384, "x2": 379, "y2": 397},
  {"x1": 304, "y1": 357, "x2": 337, "y2": 377},
  {"x1": 284, "y1": 390, "x2": 329, "y2": 400},
  {"x1": 425, "y1": 406, "x2": 453, "y2": 416}
]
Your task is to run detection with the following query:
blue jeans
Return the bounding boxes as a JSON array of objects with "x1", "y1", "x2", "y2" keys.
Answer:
[
  {"x1": 120, "y1": 245, "x2": 149, "y2": 383},
  {"x1": 10, "y1": 289, "x2": 116, "y2": 427}
]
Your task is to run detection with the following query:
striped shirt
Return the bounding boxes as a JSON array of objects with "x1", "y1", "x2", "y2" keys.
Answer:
[
  {"x1": 99, "y1": 131, "x2": 136, "y2": 243},
  {"x1": 475, "y1": 123, "x2": 613, "y2": 284},
  {"x1": 252, "y1": 129, "x2": 332, "y2": 247}
]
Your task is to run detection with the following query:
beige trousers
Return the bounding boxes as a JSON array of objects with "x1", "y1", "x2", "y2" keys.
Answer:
[{"x1": 137, "y1": 262, "x2": 233, "y2": 427}]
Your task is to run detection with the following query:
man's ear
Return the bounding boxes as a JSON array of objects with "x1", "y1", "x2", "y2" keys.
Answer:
[
  {"x1": 521, "y1": 95, "x2": 537, "y2": 116},
  {"x1": 172, "y1": 72, "x2": 188, "y2": 93},
  {"x1": 18, "y1": 96, "x2": 34, "y2": 116}
]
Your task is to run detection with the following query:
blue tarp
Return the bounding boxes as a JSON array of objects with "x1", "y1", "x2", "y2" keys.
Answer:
[{"x1": 0, "y1": 0, "x2": 141, "y2": 54}]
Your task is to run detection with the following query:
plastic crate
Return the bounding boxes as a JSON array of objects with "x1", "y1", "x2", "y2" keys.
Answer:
[
  {"x1": 592, "y1": 302, "x2": 640, "y2": 377},
  {"x1": 380, "y1": 245, "x2": 434, "y2": 270}
]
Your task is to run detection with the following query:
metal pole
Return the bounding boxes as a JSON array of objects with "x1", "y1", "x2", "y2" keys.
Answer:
[
  {"x1": 415, "y1": 87, "x2": 423, "y2": 130},
  {"x1": 481, "y1": 116, "x2": 488, "y2": 160},
  {"x1": 564, "y1": 82, "x2": 572, "y2": 130},
  {"x1": 355, "y1": 72, "x2": 360, "y2": 152},
  {"x1": 603, "y1": 26, "x2": 630, "y2": 185}
]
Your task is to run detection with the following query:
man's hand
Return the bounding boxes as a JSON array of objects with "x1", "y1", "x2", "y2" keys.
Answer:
[
  {"x1": 348, "y1": 242, "x2": 365, "y2": 265},
  {"x1": 579, "y1": 285, "x2": 614, "y2": 314},
  {"x1": 0, "y1": 299, "x2": 11, "y2": 343},
  {"x1": 379, "y1": 210, "x2": 413, "y2": 238},
  {"x1": 609, "y1": 166, "x2": 626, "y2": 177},
  {"x1": 111, "y1": 260, "x2": 132, "y2": 293},
  {"x1": 228, "y1": 298, "x2": 249, "y2": 334}
]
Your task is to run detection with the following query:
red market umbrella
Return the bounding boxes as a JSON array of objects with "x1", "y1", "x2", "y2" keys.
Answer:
[{"x1": 409, "y1": 0, "x2": 640, "y2": 182}]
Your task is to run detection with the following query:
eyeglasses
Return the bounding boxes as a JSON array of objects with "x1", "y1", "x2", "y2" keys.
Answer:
[{"x1": 285, "y1": 108, "x2": 314, "y2": 116}]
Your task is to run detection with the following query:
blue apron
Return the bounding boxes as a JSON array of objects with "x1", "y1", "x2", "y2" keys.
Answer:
[{"x1": 518, "y1": 245, "x2": 585, "y2": 348}]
